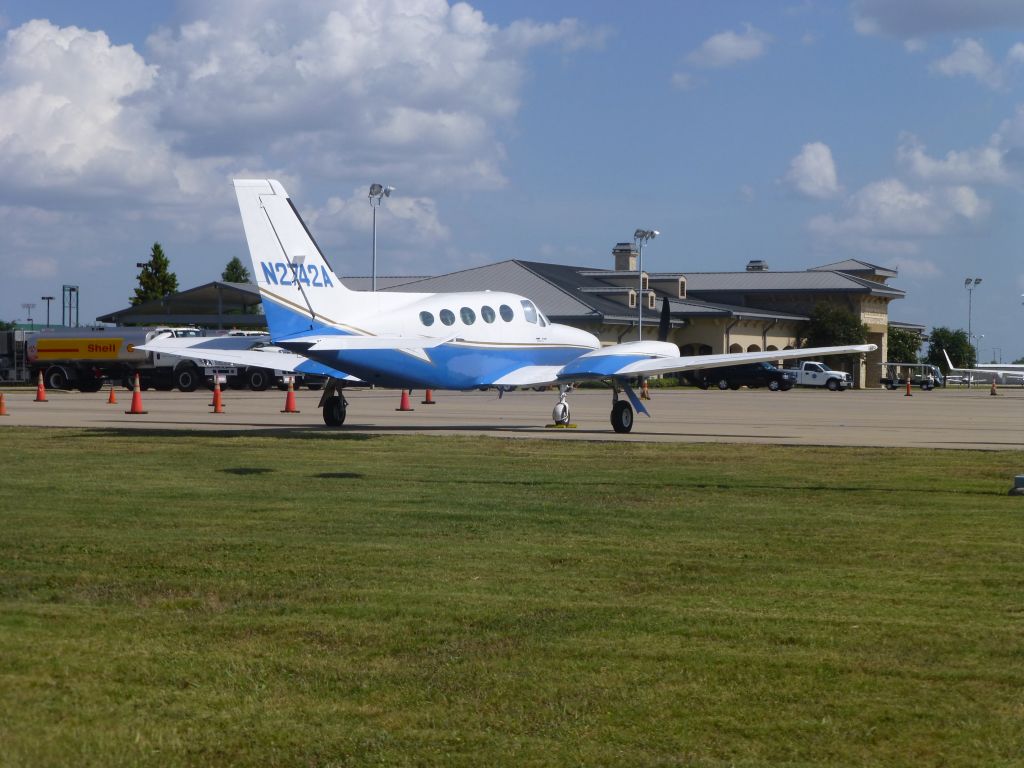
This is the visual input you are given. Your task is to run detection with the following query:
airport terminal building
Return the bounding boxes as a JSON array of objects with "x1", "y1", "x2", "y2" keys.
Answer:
[{"x1": 100, "y1": 248, "x2": 906, "y2": 388}]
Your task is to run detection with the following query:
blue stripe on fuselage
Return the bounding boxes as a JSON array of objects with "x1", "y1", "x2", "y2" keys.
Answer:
[{"x1": 305, "y1": 342, "x2": 584, "y2": 390}]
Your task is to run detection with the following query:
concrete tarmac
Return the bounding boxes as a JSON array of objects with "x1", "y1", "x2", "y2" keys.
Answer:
[{"x1": 2, "y1": 384, "x2": 1022, "y2": 450}]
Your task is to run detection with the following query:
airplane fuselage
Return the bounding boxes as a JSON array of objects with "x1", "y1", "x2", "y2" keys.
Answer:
[{"x1": 263, "y1": 289, "x2": 600, "y2": 390}]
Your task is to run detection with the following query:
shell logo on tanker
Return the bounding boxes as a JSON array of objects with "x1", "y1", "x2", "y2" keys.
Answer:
[{"x1": 35, "y1": 338, "x2": 125, "y2": 360}]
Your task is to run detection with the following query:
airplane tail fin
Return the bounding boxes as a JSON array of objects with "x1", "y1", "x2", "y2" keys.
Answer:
[{"x1": 233, "y1": 179, "x2": 368, "y2": 339}]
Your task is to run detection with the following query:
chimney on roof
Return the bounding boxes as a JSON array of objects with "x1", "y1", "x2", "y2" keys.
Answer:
[
  {"x1": 613, "y1": 242, "x2": 638, "y2": 271},
  {"x1": 746, "y1": 259, "x2": 769, "y2": 272}
]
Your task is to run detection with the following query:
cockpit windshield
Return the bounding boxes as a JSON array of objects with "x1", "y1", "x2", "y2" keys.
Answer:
[{"x1": 521, "y1": 300, "x2": 538, "y2": 324}]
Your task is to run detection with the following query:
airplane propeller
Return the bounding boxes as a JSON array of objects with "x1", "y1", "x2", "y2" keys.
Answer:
[{"x1": 657, "y1": 297, "x2": 671, "y2": 343}]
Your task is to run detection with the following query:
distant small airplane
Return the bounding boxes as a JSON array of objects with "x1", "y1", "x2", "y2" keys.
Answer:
[
  {"x1": 141, "y1": 179, "x2": 876, "y2": 433},
  {"x1": 942, "y1": 349, "x2": 1024, "y2": 385}
]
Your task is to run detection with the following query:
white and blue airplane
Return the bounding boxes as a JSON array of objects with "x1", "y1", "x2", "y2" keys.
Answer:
[
  {"x1": 140, "y1": 178, "x2": 876, "y2": 433},
  {"x1": 942, "y1": 349, "x2": 1024, "y2": 386}
]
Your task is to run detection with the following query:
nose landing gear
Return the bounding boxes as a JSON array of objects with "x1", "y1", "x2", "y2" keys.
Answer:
[{"x1": 551, "y1": 385, "x2": 571, "y2": 425}]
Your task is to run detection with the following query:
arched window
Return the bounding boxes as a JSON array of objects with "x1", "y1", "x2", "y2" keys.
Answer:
[
  {"x1": 481, "y1": 306, "x2": 496, "y2": 323},
  {"x1": 440, "y1": 309, "x2": 455, "y2": 326},
  {"x1": 499, "y1": 304, "x2": 514, "y2": 322},
  {"x1": 460, "y1": 307, "x2": 476, "y2": 325},
  {"x1": 729, "y1": 343, "x2": 743, "y2": 353},
  {"x1": 746, "y1": 344, "x2": 761, "y2": 353},
  {"x1": 419, "y1": 311, "x2": 434, "y2": 327},
  {"x1": 766, "y1": 345, "x2": 778, "y2": 351}
]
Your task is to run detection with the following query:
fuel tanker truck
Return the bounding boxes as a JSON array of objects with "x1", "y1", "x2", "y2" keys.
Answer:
[{"x1": 27, "y1": 326, "x2": 208, "y2": 392}]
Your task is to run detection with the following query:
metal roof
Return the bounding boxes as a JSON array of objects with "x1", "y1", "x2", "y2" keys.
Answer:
[
  {"x1": 810, "y1": 258, "x2": 898, "y2": 278},
  {"x1": 683, "y1": 270, "x2": 904, "y2": 298},
  {"x1": 97, "y1": 281, "x2": 266, "y2": 327}
]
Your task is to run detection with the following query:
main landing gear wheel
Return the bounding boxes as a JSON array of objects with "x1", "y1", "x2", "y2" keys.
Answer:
[
  {"x1": 611, "y1": 400, "x2": 634, "y2": 433},
  {"x1": 323, "y1": 395, "x2": 347, "y2": 426}
]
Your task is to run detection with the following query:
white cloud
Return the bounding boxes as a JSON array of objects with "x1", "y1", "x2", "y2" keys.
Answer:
[
  {"x1": 670, "y1": 71, "x2": 696, "y2": 90},
  {"x1": 930, "y1": 38, "x2": 1002, "y2": 88},
  {"x1": 785, "y1": 142, "x2": 841, "y2": 199},
  {"x1": 305, "y1": 187, "x2": 449, "y2": 248},
  {"x1": 808, "y1": 178, "x2": 990, "y2": 254},
  {"x1": 687, "y1": 24, "x2": 770, "y2": 69},
  {"x1": 897, "y1": 134, "x2": 1013, "y2": 184},
  {"x1": 502, "y1": 17, "x2": 611, "y2": 52}
]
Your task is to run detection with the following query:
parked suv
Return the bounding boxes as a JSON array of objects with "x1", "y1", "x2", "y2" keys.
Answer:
[{"x1": 685, "y1": 362, "x2": 797, "y2": 391}]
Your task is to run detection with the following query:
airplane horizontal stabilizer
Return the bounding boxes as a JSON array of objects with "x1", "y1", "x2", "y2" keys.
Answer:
[{"x1": 135, "y1": 338, "x2": 360, "y2": 381}]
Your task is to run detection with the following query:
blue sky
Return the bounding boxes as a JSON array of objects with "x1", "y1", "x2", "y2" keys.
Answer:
[{"x1": 1, "y1": 0, "x2": 1023, "y2": 361}]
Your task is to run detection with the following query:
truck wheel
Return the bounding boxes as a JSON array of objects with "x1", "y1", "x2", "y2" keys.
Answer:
[
  {"x1": 826, "y1": 378, "x2": 840, "y2": 391},
  {"x1": 768, "y1": 380, "x2": 780, "y2": 391},
  {"x1": 78, "y1": 377, "x2": 103, "y2": 393},
  {"x1": 246, "y1": 368, "x2": 270, "y2": 391},
  {"x1": 174, "y1": 366, "x2": 201, "y2": 392},
  {"x1": 45, "y1": 366, "x2": 69, "y2": 390},
  {"x1": 717, "y1": 379, "x2": 729, "y2": 390}
]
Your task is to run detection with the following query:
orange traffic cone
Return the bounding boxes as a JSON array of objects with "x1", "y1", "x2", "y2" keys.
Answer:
[
  {"x1": 396, "y1": 389, "x2": 414, "y2": 411},
  {"x1": 904, "y1": 377, "x2": 913, "y2": 397},
  {"x1": 0, "y1": 392, "x2": 8, "y2": 416},
  {"x1": 640, "y1": 379, "x2": 650, "y2": 400},
  {"x1": 107, "y1": 382, "x2": 118, "y2": 405},
  {"x1": 281, "y1": 379, "x2": 300, "y2": 413},
  {"x1": 211, "y1": 378, "x2": 224, "y2": 413},
  {"x1": 421, "y1": 388, "x2": 436, "y2": 405},
  {"x1": 34, "y1": 371, "x2": 47, "y2": 402},
  {"x1": 125, "y1": 372, "x2": 147, "y2": 414},
  {"x1": 990, "y1": 379, "x2": 998, "y2": 396}
]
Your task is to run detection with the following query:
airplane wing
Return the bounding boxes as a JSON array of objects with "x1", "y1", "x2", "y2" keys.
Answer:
[
  {"x1": 554, "y1": 342, "x2": 877, "y2": 382},
  {"x1": 135, "y1": 336, "x2": 361, "y2": 381}
]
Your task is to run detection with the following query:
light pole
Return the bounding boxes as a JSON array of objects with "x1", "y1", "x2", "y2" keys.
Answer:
[
  {"x1": 633, "y1": 229, "x2": 659, "y2": 340},
  {"x1": 41, "y1": 296, "x2": 54, "y2": 327},
  {"x1": 21, "y1": 302, "x2": 36, "y2": 330},
  {"x1": 368, "y1": 183, "x2": 394, "y2": 291},
  {"x1": 964, "y1": 277, "x2": 982, "y2": 364}
]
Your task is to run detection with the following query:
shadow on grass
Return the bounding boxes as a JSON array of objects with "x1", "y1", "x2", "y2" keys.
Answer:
[
  {"x1": 313, "y1": 472, "x2": 364, "y2": 479},
  {"x1": 222, "y1": 467, "x2": 275, "y2": 475},
  {"x1": 68, "y1": 427, "x2": 380, "y2": 442}
]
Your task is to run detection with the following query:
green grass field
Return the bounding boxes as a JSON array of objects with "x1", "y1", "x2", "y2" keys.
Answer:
[{"x1": 2, "y1": 427, "x2": 1023, "y2": 767}]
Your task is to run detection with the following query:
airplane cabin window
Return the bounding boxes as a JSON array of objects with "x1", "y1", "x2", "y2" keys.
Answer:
[
  {"x1": 481, "y1": 305, "x2": 496, "y2": 323},
  {"x1": 419, "y1": 311, "x2": 434, "y2": 326},
  {"x1": 521, "y1": 300, "x2": 538, "y2": 324},
  {"x1": 440, "y1": 309, "x2": 455, "y2": 326},
  {"x1": 499, "y1": 304, "x2": 514, "y2": 322},
  {"x1": 460, "y1": 307, "x2": 476, "y2": 325}
]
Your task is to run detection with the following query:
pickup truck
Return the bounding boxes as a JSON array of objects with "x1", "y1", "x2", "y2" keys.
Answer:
[{"x1": 784, "y1": 360, "x2": 852, "y2": 391}]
